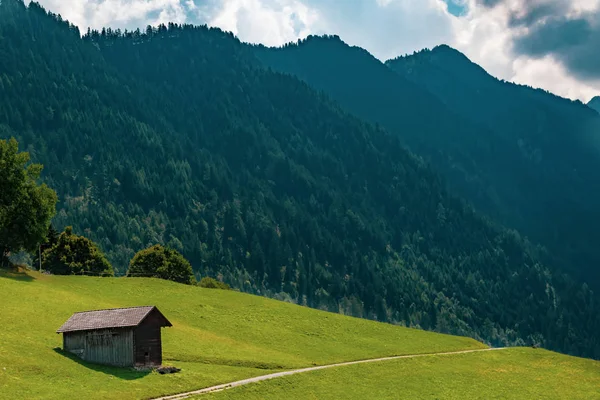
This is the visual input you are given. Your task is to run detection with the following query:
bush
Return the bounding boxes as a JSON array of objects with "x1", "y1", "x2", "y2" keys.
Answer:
[
  {"x1": 127, "y1": 244, "x2": 195, "y2": 285},
  {"x1": 42, "y1": 227, "x2": 113, "y2": 276},
  {"x1": 198, "y1": 277, "x2": 231, "y2": 290}
]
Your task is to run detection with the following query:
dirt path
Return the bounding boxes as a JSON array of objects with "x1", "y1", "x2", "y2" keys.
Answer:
[{"x1": 151, "y1": 347, "x2": 507, "y2": 400}]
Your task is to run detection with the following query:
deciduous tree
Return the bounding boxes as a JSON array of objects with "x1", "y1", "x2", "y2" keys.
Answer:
[
  {"x1": 128, "y1": 244, "x2": 195, "y2": 285},
  {"x1": 0, "y1": 138, "x2": 57, "y2": 266},
  {"x1": 42, "y1": 227, "x2": 113, "y2": 276}
]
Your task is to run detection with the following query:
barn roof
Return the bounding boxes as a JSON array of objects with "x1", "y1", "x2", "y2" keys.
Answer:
[{"x1": 56, "y1": 306, "x2": 172, "y2": 333}]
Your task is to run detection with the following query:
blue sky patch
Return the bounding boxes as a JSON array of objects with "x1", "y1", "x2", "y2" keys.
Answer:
[{"x1": 444, "y1": 0, "x2": 468, "y2": 17}]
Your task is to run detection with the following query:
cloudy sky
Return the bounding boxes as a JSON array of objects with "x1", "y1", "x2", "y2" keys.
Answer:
[{"x1": 30, "y1": 0, "x2": 600, "y2": 102}]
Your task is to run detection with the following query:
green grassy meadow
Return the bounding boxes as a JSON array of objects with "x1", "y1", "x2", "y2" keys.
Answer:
[
  {"x1": 204, "y1": 348, "x2": 600, "y2": 400},
  {"x1": 0, "y1": 270, "x2": 484, "y2": 399}
]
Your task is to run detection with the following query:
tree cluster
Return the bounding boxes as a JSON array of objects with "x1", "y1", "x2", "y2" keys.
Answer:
[
  {"x1": 198, "y1": 277, "x2": 231, "y2": 290},
  {"x1": 41, "y1": 226, "x2": 113, "y2": 276},
  {"x1": 128, "y1": 244, "x2": 195, "y2": 285},
  {"x1": 36, "y1": 224, "x2": 195, "y2": 284}
]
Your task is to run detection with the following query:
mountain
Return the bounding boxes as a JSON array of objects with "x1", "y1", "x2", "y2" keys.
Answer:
[
  {"x1": 1, "y1": 0, "x2": 599, "y2": 358},
  {"x1": 256, "y1": 38, "x2": 600, "y2": 289},
  {"x1": 254, "y1": 37, "x2": 494, "y2": 193},
  {"x1": 589, "y1": 96, "x2": 600, "y2": 114},
  {"x1": 387, "y1": 45, "x2": 600, "y2": 286}
]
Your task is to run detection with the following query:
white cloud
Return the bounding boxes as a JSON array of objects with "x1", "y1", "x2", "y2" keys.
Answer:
[
  {"x1": 29, "y1": 0, "x2": 188, "y2": 30},
  {"x1": 511, "y1": 56, "x2": 600, "y2": 101},
  {"x1": 571, "y1": 0, "x2": 600, "y2": 14},
  {"x1": 200, "y1": 0, "x2": 456, "y2": 59},
  {"x1": 447, "y1": 0, "x2": 600, "y2": 102},
  {"x1": 30, "y1": 0, "x2": 89, "y2": 28},
  {"x1": 296, "y1": 0, "x2": 455, "y2": 60},
  {"x1": 450, "y1": 0, "x2": 515, "y2": 79},
  {"x1": 185, "y1": 0, "x2": 196, "y2": 10},
  {"x1": 184, "y1": 0, "x2": 455, "y2": 60},
  {"x1": 207, "y1": 0, "x2": 319, "y2": 46}
]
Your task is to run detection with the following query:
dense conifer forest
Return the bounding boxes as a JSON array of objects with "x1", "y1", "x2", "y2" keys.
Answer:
[
  {"x1": 256, "y1": 37, "x2": 600, "y2": 291},
  {"x1": 388, "y1": 46, "x2": 600, "y2": 287},
  {"x1": 1, "y1": 0, "x2": 599, "y2": 359}
]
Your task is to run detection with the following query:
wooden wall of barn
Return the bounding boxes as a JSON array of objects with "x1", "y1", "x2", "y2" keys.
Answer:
[
  {"x1": 64, "y1": 328, "x2": 134, "y2": 367},
  {"x1": 134, "y1": 312, "x2": 163, "y2": 366}
]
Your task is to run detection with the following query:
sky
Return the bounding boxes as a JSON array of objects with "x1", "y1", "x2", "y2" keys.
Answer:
[{"x1": 29, "y1": 0, "x2": 600, "y2": 103}]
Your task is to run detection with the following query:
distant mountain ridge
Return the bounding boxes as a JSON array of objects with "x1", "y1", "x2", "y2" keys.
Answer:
[
  {"x1": 257, "y1": 37, "x2": 600, "y2": 289},
  {"x1": 387, "y1": 45, "x2": 600, "y2": 286},
  {"x1": 254, "y1": 37, "x2": 506, "y2": 224},
  {"x1": 589, "y1": 96, "x2": 600, "y2": 113}
]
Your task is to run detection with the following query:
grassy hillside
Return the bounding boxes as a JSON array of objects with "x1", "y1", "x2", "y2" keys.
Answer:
[
  {"x1": 0, "y1": 271, "x2": 484, "y2": 400},
  {"x1": 204, "y1": 348, "x2": 600, "y2": 400}
]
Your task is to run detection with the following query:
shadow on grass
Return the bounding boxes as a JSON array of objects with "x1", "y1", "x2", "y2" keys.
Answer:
[
  {"x1": 0, "y1": 268, "x2": 36, "y2": 282},
  {"x1": 53, "y1": 348, "x2": 151, "y2": 380}
]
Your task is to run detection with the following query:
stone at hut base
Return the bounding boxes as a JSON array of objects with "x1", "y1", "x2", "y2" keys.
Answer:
[{"x1": 157, "y1": 366, "x2": 181, "y2": 374}]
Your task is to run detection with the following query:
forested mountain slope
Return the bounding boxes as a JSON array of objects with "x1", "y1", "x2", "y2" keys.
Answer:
[
  {"x1": 256, "y1": 37, "x2": 600, "y2": 290},
  {"x1": 254, "y1": 37, "x2": 509, "y2": 222},
  {"x1": 388, "y1": 46, "x2": 600, "y2": 287},
  {"x1": 1, "y1": 0, "x2": 599, "y2": 358}
]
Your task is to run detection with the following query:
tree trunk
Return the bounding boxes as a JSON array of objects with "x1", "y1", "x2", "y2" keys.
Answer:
[{"x1": 0, "y1": 246, "x2": 7, "y2": 268}]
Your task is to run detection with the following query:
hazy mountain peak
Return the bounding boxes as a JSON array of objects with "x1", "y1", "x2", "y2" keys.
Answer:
[
  {"x1": 386, "y1": 44, "x2": 469, "y2": 65},
  {"x1": 588, "y1": 96, "x2": 600, "y2": 113},
  {"x1": 431, "y1": 44, "x2": 464, "y2": 55}
]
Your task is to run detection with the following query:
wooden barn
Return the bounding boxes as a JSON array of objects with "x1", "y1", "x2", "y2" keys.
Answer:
[{"x1": 56, "y1": 306, "x2": 172, "y2": 367}]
